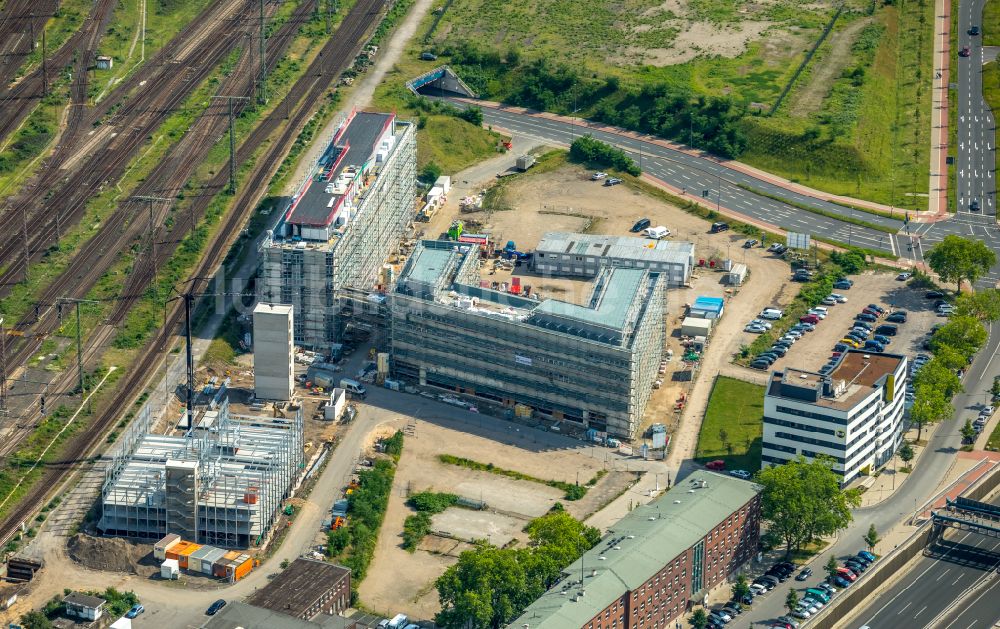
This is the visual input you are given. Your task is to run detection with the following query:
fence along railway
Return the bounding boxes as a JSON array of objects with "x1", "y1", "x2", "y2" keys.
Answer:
[{"x1": 0, "y1": 0, "x2": 391, "y2": 548}]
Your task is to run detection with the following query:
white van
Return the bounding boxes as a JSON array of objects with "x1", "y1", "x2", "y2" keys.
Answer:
[
  {"x1": 339, "y1": 378, "x2": 367, "y2": 398},
  {"x1": 645, "y1": 226, "x2": 670, "y2": 239},
  {"x1": 760, "y1": 308, "x2": 783, "y2": 320},
  {"x1": 387, "y1": 614, "x2": 408, "y2": 629}
]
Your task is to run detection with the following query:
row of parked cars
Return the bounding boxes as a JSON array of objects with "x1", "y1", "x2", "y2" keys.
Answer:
[
  {"x1": 745, "y1": 301, "x2": 835, "y2": 370},
  {"x1": 759, "y1": 551, "x2": 878, "y2": 628}
]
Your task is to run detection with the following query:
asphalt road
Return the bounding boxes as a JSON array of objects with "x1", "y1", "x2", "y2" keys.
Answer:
[
  {"x1": 473, "y1": 105, "x2": 906, "y2": 256},
  {"x1": 955, "y1": 0, "x2": 997, "y2": 217},
  {"x1": 857, "y1": 498, "x2": 1000, "y2": 629}
]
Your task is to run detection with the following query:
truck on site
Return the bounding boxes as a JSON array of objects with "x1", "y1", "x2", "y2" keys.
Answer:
[
  {"x1": 645, "y1": 226, "x2": 670, "y2": 240},
  {"x1": 339, "y1": 379, "x2": 367, "y2": 399}
]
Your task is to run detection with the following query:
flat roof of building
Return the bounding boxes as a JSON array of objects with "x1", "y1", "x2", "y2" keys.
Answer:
[
  {"x1": 404, "y1": 244, "x2": 455, "y2": 287},
  {"x1": 511, "y1": 471, "x2": 760, "y2": 629},
  {"x1": 532, "y1": 267, "x2": 646, "y2": 331},
  {"x1": 767, "y1": 350, "x2": 904, "y2": 410},
  {"x1": 536, "y1": 232, "x2": 694, "y2": 265},
  {"x1": 254, "y1": 303, "x2": 293, "y2": 316},
  {"x1": 200, "y1": 601, "x2": 358, "y2": 629},
  {"x1": 246, "y1": 559, "x2": 350, "y2": 618},
  {"x1": 287, "y1": 112, "x2": 394, "y2": 227}
]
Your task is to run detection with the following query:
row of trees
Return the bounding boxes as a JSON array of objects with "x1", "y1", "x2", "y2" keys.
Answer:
[
  {"x1": 435, "y1": 508, "x2": 600, "y2": 628},
  {"x1": 441, "y1": 40, "x2": 751, "y2": 158}
]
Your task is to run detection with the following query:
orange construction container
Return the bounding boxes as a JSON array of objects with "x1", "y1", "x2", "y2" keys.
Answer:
[
  {"x1": 231, "y1": 556, "x2": 253, "y2": 581},
  {"x1": 176, "y1": 542, "x2": 202, "y2": 569},
  {"x1": 212, "y1": 558, "x2": 234, "y2": 579}
]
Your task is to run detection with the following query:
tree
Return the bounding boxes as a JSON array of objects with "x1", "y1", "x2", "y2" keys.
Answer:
[
  {"x1": 992, "y1": 376, "x2": 1000, "y2": 399},
  {"x1": 930, "y1": 316, "x2": 988, "y2": 359},
  {"x1": 914, "y1": 359, "x2": 963, "y2": 398},
  {"x1": 824, "y1": 555, "x2": 840, "y2": 580},
  {"x1": 955, "y1": 289, "x2": 1000, "y2": 321},
  {"x1": 731, "y1": 573, "x2": 750, "y2": 603},
  {"x1": 19, "y1": 611, "x2": 54, "y2": 629},
  {"x1": 898, "y1": 441, "x2": 914, "y2": 466},
  {"x1": 719, "y1": 428, "x2": 730, "y2": 452},
  {"x1": 436, "y1": 546, "x2": 539, "y2": 629},
  {"x1": 757, "y1": 456, "x2": 860, "y2": 556},
  {"x1": 961, "y1": 418, "x2": 977, "y2": 444},
  {"x1": 909, "y1": 384, "x2": 953, "y2": 440},
  {"x1": 926, "y1": 235, "x2": 997, "y2": 292},
  {"x1": 419, "y1": 161, "x2": 443, "y2": 185},
  {"x1": 864, "y1": 524, "x2": 880, "y2": 552},
  {"x1": 689, "y1": 608, "x2": 709, "y2": 629},
  {"x1": 785, "y1": 588, "x2": 800, "y2": 613}
]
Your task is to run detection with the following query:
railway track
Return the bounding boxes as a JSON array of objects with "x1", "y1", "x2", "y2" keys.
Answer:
[
  {"x1": 0, "y1": 0, "x2": 59, "y2": 92},
  {"x1": 0, "y1": 0, "x2": 392, "y2": 549},
  {"x1": 0, "y1": 0, "x2": 258, "y2": 292},
  {"x1": 0, "y1": 0, "x2": 116, "y2": 151}
]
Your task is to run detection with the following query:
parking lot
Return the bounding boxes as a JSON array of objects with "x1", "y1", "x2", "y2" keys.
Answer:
[{"x1": 740, "y1": 273, "x2": 941, "y2": 374}]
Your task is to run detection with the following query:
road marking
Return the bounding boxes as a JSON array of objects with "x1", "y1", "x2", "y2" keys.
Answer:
[
  {"x1": 916, "y1": 605, "x2": 927, "y2": 618},
  {"x1": 938, "y1": 568, "x2": 952, "y2": 581},
  {"x1": 899, "y1": 601, "x2": 912, "y2": 614}
]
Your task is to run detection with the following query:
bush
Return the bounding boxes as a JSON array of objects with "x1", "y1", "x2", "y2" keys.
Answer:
[
  {"x1": 407, "y1": 491, "x2": 459, "y2": 514},
  {"x1": 382, "y1": 430, "x2": 405, "y2": 460},
  {"x1": 569, "y1": 135, "x2": 640, "y2": 176},
  {"x1": 402, "y1": 513, "x2": 432, "y2": 551}
]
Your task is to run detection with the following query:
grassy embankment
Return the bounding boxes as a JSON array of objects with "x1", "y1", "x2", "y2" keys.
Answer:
[{"x1": 694, "y1": 377, "x2": 764, "y2": 472}]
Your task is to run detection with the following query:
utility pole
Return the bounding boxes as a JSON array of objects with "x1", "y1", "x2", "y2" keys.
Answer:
[
  {"x1": 22, "y1": 207, "x2": 29, "y2": 284},
  {"x1": 212, "y1": 96, "x2": 250, "y2": 193},
  {"x1": 258, "y1": 0, "x2": 267, "y2": 105},
  {"x1": 0, "y1": 317, "x2": 7, "y2": 417},
  {"x1": 58, "y1": 298, "x2": 98, "y2": 406},
  {"x1": 41, "y1": 26, "x2": 48, "y2": 97},
  {"x1": 29, "y1": 14, "x2": 35, "y2": 51},
  {"x1": 131, "y1": 195, "x2": 171, "y2": 280}
]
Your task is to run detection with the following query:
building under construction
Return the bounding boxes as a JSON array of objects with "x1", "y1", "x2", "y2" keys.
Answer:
[
  {"x1": 390, "y1": 240, "x2": 667, "y2": 439},
  {"x1": 258, "y1": 110, "x2": 416, "y2": 351},
  {"x1": 97, "y1": 400, "x2": 304, "y2": 549}
]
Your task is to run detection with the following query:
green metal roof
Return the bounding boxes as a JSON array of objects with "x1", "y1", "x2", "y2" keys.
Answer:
[
  {"x1": 532, "y1": 267, "x2": 646, "y2": 332},
  {"x1": 510, "y1": 471, "x2": 761, "y2": 629}
]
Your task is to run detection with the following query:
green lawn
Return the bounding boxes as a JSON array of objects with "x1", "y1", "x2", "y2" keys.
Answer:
[
  {"x1": 985, "y1": 61, "x2": 1000, "y2": 120},
  {"x1": 984, "y1": 0, "x2": 1000, "y2": 46},
  {"x1": 694, "y1": 376, "x2": 764, "y2": 472}
]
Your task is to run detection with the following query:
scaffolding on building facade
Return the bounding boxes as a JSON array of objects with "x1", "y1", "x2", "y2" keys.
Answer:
[{"x1": 98, "y1": 399, "x2": 304, "y2": 549}]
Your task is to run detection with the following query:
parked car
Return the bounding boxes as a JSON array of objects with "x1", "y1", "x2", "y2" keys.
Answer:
[
  {"x1": 743, "y1": 239, "x2": 759, "y2": 248},
  {"x1": 873, "y1": 334, "x2": 891, "y2": 345},
  {"x1": 711, "y1": 222, "x2": 730, "y2": 233},
  {"x1": 761, "y1": 308, "x2": 784, "y2": 320},
  {"x1": 822, "y1": 296, "x2": 838, "y2": 305},
  {"x1": 863, "y1": 341, "x2": 885, "y2": 352},
  {"x1": 420, "y1": 51, "x2": 438, "y2": 61},
  {"x1": 745, "y1": 324, "x2": 767, "y2": 333},
  {"x1": 126, "y1": 605, "x2": 145, "y2": 619},
  {"x1": 896, "y1": 272, "x2": 912, "y2": 281},
  {"x1": 630, "y1": 217, "x2": 651, "y2": 232},
  {"x1": 604, "y1": 177, "x2": 622, "y2": 186},
  {"x1": 840, "y1": 339, "x2": 862, "y2": 349},
  {"x1": 830, "y1": 293, "x2": 848, "y2": 303},
  {"x1": 833, "y1": 575, "x2": 851, "y2": 588},
  {"x1": 206, "y1": 600, "x2": 227, "y2": 616},
  {"x1": 834, "y1": 343, "x2": 850, "y2": 353},
  {"x1": 801, "y1": 314, "x2": 820, "y2": 324},
  {"x1": 845, "y1": 559, "x2": 867, "y2": 573},
  {"x1": 926, "y1": 290, "x2": 944, "y2": 299},
  {"x1": 795, "y1": 567, "x2": 813, "y2": 582},
  {"x1": 833, "y1": 279, "x2": 854, "y2": 289},
  {"x1": 706, "y1": 460, "x2": 726, "y2": 470},
  {"x1": 591, "y1": 172, "x2": 608, "y2": 181},
  {"x1": 886, "y1": 312, "x2": 907, "y2": 323},
  {"x1": 858, "y1": 550, "x2": 876, "y2": 562},
  {"x1": 875, "y1": 324, "x2": 898, "y2": 336},
  {"x1": 730, "y1": 469, "x2": 752, "y2": 480},
  {"x1": 777, "y1": 616, "x2": 801, "y2": 628},
  {"x1": 836, "y1": 567, "x2": 857, "y2": 581},
  {"x1": 867, "y1": 304, "x2": 886, "y2": 314},
  {"x1": 862, "y1": 308, "x2": 881, "y2": 317},
  {"x1": 768, "y1": 345, "x2": 788, "y2": 357},
  {"x1": 817, "y1": 582, "x2": 837, "y2": 595},
  {"x1": 856, "y1": 313, "x2": 877, "y2": 323},
  {"x1": 751, "y1": 318, "x2": 774, "y2": 329}
]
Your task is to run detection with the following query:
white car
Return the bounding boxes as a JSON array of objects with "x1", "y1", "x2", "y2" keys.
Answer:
[
  {"x1": 807, "y1": 309, "x2": 827, "y2": 319},
  {"x1": 745, "y1": 324, "x2": 767, "y2": 333},
  {"x1": 749, "y1": 583, "x2": 767, "y2": 595},
  {"x1": 822, "y1": 297, "x2": 837, "y2": 305},
  {"x1": 591, "y1": 172, "x2": 607, "y2": 180},
  {"x1": 830, "y1": 293, "x2": 848, "y2": 303},
  {"x1": 729, "y1": 470, "x2": 751, "y2": 480},
  {"x1": 792, "y1": 609, "x2": 810, "y2": 619},
  {"x1": 750, "y1": 318, "x2": 773, "y2": 329},
  {"x1": 760, "y1": 309, "x2": 784, "y2": 320}
]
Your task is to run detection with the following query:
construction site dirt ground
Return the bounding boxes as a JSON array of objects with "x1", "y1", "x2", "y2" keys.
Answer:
[{"x1": 358, "y1": 417, "x2": 638, "y2": 620}]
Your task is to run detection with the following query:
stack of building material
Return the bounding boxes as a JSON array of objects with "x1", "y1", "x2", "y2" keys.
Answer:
[{"x1": 6, "y1": 557, "x2": 43, "y2": 582}]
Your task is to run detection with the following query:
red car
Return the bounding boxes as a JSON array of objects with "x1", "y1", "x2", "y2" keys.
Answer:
[
  {"x1": 800, "y1": 314, "x2": 820, "y2": 324},
  {"x1": 959, "y1": 46, "x2": 971, "y2": 57},
  {"x1": 706, "y1": 460, "x2": 726, "y2": 471},
  {"x1": 836, "y1": 567, "x2": 858, "y2": 581}
]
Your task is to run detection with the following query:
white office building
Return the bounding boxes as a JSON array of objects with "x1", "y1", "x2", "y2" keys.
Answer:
[
  {"x1": 253, "y1": 303, "x2": 294, "y2": 401},
  {"x1": 762, "y1": 350, "x2": 908, "y2": 485}
]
